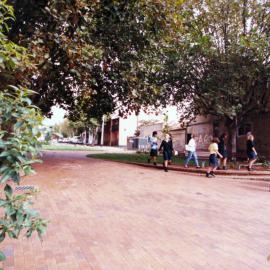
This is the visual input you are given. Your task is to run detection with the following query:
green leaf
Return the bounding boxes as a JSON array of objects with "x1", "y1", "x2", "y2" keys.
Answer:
[
  {"x1": 5, "y1": 205, "x2": 16, "y2": 217},
  {"x1": 0, "y1": 233, "x2": 5, "y2": 243},
  {"x1": 0, "y1": 173, "x2": 11, "y2": 184},
  {"x1": 7, "y1": 85, "x2": 19, "y2": 91},
  {"x1": 16, "y1": 211, "x2": 25, "y2": 226},
  {"x1": 0, "y1": 140, "x2": 5, "y2": 148},
  {"x1": 0, "y1": 199, "x2": 7, "y2": 207},
  {"x1": 12, "y1": 174, "x2": 20, "y2": 184},
  {"x1": 4, "y1": 184, "x2": 13, "y2": 199},
  {"x1": 0, "y1": 251, "x2": 6, "y2": 262},
  {"x1": 0, "y1": 151, "x2": 10, "y2": 157},
  {"x1": 7, "y1": 231, "x2": 17, "y2": 239}
]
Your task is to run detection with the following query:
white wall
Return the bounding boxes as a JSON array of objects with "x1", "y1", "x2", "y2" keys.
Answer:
[{"x1": 118, "y1": 114, "x2": 138, "y2": 146}]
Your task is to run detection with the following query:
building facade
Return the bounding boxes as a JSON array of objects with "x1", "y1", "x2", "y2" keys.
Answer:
[
  {"x1": 137, "y1": 113, "x2": 270, "y2": 159},
  {"x1": 170, "y1": 115, "x2": 214, "y2": 153},
  {"x1": 100, "y1": 110, "x2": 270, "y2": 158},
  {"x1": 170, "y1": 114, "x2": 270, "y2": 159},
  {"x1": 236, "y1": 113, "x2": 270, "y2": 159},
  {"x1": 102, "y1": 114, "x2": 138, "y2": 147},
  {"x1": 139, "y1": 123, "x2": 163, "y2": 138}
]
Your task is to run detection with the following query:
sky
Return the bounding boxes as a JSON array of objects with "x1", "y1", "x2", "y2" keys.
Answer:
[
  {"x1": 139, "y1": 106, "x2": 179, "y2": 124},
  {"x1": 43, "y1": 106, "x2": 66, "y2": 126},
  {"x1": 42, "y1": 105, "x2": 180, "y2": 127}
]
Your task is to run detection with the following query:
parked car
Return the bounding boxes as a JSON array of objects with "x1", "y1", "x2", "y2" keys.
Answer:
[{"x1": 70, "y1": 136, "x2": 83, "y2": 144}]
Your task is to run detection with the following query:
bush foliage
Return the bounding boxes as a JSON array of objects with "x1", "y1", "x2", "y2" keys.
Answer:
[{"x1": 0, "y1": 1, "x2": 47, "y2": 267}]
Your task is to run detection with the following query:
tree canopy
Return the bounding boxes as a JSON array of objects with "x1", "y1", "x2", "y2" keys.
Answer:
[
  {"x1": 4, "y1": 0, "x2": 270, "y2": 136},
  {"x1": 7, "y1": 0, "x2": 184, "y2": 118},
  {"x1": 165, "y1": 0, "x2": 270, "y2": 126}
]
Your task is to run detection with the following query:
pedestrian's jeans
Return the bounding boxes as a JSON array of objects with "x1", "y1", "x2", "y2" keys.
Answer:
[{"x1": 185, "y1": 151, "x2": 199, "y2": 167}]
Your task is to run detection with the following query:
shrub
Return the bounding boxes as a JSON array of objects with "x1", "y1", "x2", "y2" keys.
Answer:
[{"x1": 0, "y1": 87, "x2": 47, "y2": 267}]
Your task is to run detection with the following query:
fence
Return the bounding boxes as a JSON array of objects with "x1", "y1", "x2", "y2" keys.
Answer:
[{"x1": 127, "y1": 136, "x2": 149, "y2": 151}]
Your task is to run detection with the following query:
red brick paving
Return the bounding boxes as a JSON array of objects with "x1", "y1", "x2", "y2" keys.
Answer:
[{"x1": 1, "y1": 150, "x2": 270, "y2": 270}]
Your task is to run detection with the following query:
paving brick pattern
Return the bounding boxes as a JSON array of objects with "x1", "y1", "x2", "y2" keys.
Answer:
[{"x1": 1, "y1": 151, "x2": 270, "y2": 270}]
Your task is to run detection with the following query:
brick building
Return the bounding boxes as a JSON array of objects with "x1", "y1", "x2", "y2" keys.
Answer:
[
  {"x1": 101, "y1": 114, "x2": 139, "y2": 147},
  {"x1": 236, "y1": 113, "x2": 270, "y2": 159},
  {"x1": 139, "y1": 114, "x2": 270, "y2": 159},
  {"x1": 170, "y1": 114, "x2": 270, "y2": 159},
  {"x1": 169, "y1": 115, "x2": 213, "y2": 153}
]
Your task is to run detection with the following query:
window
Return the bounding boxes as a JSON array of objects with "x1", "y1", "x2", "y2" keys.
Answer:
[
  {"x1": 238, "y1": 123, "x2": 252, "y2": 136},
  {"x1": 111, "y1": 119, "x2": 119, "y2": 132},
  {"x1": 186, "y1": 133, "x2": 192, "y2": 144}
]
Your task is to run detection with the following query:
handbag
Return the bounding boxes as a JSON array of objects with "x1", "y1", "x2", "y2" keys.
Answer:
[{"x1": 185, "y1": 144, "x2": 191, "y2": 151}]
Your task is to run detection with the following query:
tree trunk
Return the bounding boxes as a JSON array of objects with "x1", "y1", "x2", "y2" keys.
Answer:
[
  {"x1": 85, "y1": 127, "x2": 89, "y2": 144},
  {"x1": 91, "y1": 128, "x2": 97, "y2": 146},
  {"x1": 230, "y1": 127, "x2": 237, "y2": 159},
  {"x1": 109, "y1": 119, "x2": 112, "y2": 146},
  {"x1": 226, "y1": 118, "x2": 237, "y2": 160}
]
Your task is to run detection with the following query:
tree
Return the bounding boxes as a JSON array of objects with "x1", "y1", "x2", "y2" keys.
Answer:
[
  {"x1": 162, "y1": 0, "x2": 270, "y2": 155},
  {"x1": 0, "y1": 1, "x2": 32, "y2": 89},
  {"x1": 7, "y1": 0, "x2": 184, "y2": 117},
  {"x1": 139, "y1": 119, "x2": 160, "y2": 128},
  {"x1": 68, "y1": 100, "x2": 100, "y2": 145},
  {"x1": 0, "y1": 1, "x2": 47, "y2": 266},
  {"x1": 53, "y1": 119, "x2": 75, "y2": 138},
  {"x1": 162, "y1": 114, "x2": 170, "y2": 135}
]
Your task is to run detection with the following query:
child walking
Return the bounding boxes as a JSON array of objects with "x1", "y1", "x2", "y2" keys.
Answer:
[
  {"x1": 246, "y1": 134, "x2": 258, "y2": 171},
  {"x1": 218, "y1": 133, "x2": 228, "y2": 170},
  {"x1": 206, "y1": 137, "x2": 223, "y2": 178},
  {"x1": 159, "y1": 133, "x2": 173, "y2": 172},
  {"x1": 168, "y1": 133, "x2": 173, "y2": 165},
  {"x1": 147, "y1": 131, "x2": 158, "y2": 165},
  {"x1": 184, "y1": 134, "x2": 200, "y2": 168}
]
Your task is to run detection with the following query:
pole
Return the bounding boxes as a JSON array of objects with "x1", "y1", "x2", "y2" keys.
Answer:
[{"x1": 101, "y1": 115, "x2": 105, "y2": 146}]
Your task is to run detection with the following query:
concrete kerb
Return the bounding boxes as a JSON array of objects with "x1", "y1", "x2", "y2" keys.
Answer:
[{"x1": 87, "y1": 157, "x2": 270, "y2": 180}]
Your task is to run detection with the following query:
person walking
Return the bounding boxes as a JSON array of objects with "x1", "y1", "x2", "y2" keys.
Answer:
[
  {"x1": 159, "y1": 133, "x2": 173, "y2": 172},
  {"x1": 184, "y1": 134, "x2": 200, "y2": 168},
  {"x1": 246, "y1": 133, "x2": 258, "y2": 171},
  {"x1": 147, "y1": 131, "x2": 158, "y2": 165},
  {"x1": 218, "y1": 133, "x2": 228, "y2": 170},
  {"x1": 168, "y1": 133, "x2": 173, "y2": 165},
  {"x1": 206, "y1": 137, "x2": 223, "y2": 178}
]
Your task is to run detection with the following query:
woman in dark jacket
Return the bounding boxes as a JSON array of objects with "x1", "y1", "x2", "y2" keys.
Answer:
[
  {"x1": 159, "y1": 133, "x2": 173, "y2": 172},
  {"x1": 218, "y1": 133, "x2": 228, "y2": 170}
]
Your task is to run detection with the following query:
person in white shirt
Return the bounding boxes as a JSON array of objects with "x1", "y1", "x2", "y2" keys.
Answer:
[
  {"x1": 184, "y1": 134, "x2": 200, "y2": 168},
  {"x1": 147, "y1": 131, "x2": 158, "y2": 165}
]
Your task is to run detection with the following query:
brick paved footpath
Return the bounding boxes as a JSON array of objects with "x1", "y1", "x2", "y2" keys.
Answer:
[{"x1": 1, "y1": 150, "x2": 270, "y2": 270}]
